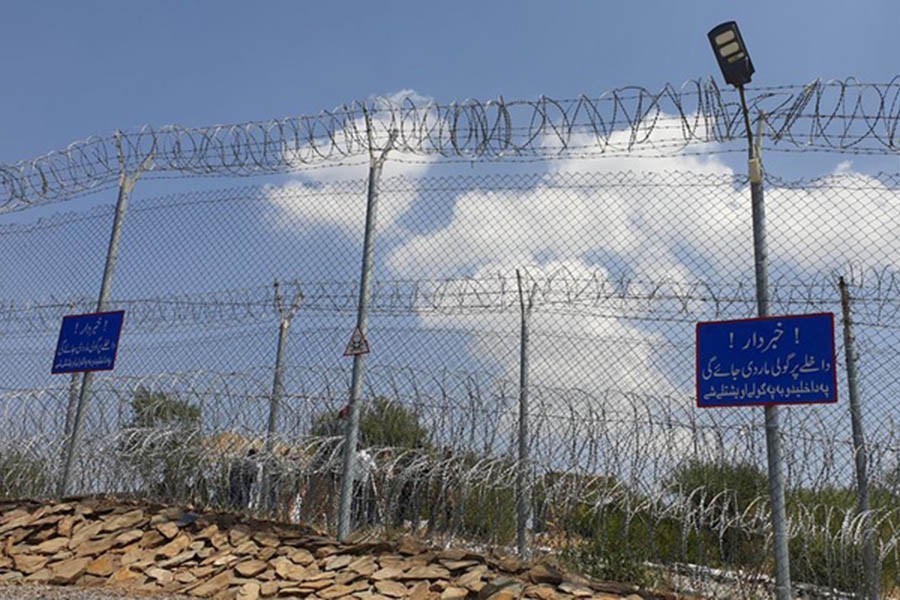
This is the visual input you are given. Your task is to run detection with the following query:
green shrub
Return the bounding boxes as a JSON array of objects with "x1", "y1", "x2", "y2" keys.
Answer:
[
  {"x1": 118, "y1": 387, "x2": 204, "y2": 502},
  {"x1": 456, "y1": 479, "x2": 517, "y2": 544},
  {"x1": 665, "y1": 459, "x2": 768, "y2": 569},
  {"x1": 310, "y1": 396, "x2": 431, "y2": 450},
  {"x1": 786, "y1": 486, "x2": 898, "y2": 594},
  {"x1": 560, "y1": 506, "x2": 653, "y2": 587},
  {"x1": 531, "y1": 472, "x2": 629, "y2": 540},
  {"x1": 0, "y1": 447, "x2": 49, "y2": 499}
]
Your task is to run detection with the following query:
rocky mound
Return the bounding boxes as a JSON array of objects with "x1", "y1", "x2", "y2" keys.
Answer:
[{"x1": 0, "y1": 498, "x2": 676, "y2": 599}]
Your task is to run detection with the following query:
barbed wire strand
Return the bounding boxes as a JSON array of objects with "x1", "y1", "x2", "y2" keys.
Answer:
[{"x1": 2, "y1": 78, "x2": 900, "y2": 212}]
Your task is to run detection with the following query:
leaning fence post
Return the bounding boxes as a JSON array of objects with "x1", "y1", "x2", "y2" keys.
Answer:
[
  {"x1": 515, "y1": 269, "x2": 536, "y2": 558},
  {"x1": 838, "y1": 276, "x2": 879, "y2": 600},
  {"x1": 337, "y1": 126, "x2": 396, "y2": 541},
  {"x1": 57, "y1": 133, "x2": 153, "y2": 497},
  {"x1": 261, "y1": 280, "x2": 303, "y2": 513}
]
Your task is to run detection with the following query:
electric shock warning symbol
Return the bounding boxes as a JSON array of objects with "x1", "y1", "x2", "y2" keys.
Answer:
[{"x1": 343, "y1": 326, "x2": 370, "y2": 356}]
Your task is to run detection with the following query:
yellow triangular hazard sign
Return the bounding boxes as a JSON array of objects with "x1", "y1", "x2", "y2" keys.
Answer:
[{"x1": 343, "y1": 326, "x2": 370, "y2": 356}]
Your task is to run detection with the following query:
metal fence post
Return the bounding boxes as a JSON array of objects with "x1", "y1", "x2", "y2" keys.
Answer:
[
  {"x1": 261, "y1": 280, "x2": 303, "y2": 513},
  {"x1": 60, "y1": 370, "x2": 81, "y2": 471},
  {"x1": 515, "y1": 269, "x2": 536, "y2": 558},
  {"x1": 337, "y1": 128, "x2": 396, "y2": 541},
  {"x1": 57, "y1": 133, "x2": 152, "y2": 497},
  {"x1": 838, "y1": 276, "x2": 879, "y2": 600},
  {"x1": 62, "y1": 301, "x2": 81, "y2": 444},
  {"x1": 741, "y1": 103, "x2": 791, "y2": 600}
]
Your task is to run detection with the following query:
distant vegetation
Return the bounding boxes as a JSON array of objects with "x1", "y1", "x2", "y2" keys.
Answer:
[
  {"x1": 0, "y1": 446, "x2": 50, "y2": 499},
  {"x1": 1, "y1": 388, "x2": 893, "y2": 596}
]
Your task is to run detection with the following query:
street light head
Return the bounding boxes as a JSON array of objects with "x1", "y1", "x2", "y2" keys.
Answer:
[{"x1": 708, "y1": 21, "x2": 755, "y2": 88}]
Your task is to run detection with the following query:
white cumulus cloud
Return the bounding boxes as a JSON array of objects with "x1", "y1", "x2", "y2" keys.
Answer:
[
  {"x1": 266, "y1": 90, "x2": 440, "y2": 237},
  {"x1": 382, "y1": 115, "x2": 900, "y2": 402}
]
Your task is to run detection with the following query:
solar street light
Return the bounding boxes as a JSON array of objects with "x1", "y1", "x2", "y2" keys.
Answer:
[{"x1": 708, "y1": 21, "x2": 755, "y2": 88}]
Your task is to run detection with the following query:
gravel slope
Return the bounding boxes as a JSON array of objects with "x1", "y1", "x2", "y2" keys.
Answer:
[{"x1": 0, "y1": 585, "x2": 191, "y2": 599}]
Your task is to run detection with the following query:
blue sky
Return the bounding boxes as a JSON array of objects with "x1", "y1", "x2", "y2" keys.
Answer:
[{"x1": 2, "y1": 0, "x2": 900, "y2": 165}]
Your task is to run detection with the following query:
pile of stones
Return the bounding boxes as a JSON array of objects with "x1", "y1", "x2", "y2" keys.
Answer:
[{"x1": 0, "y1": 498, "x2": 678, "y2": 600}]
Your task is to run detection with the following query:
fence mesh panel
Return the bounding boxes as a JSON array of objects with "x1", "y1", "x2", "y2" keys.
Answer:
[{"x1": 2, "y1": 164, "x2": 899, "y2": 597}]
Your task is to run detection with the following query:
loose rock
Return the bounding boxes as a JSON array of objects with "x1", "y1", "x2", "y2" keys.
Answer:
[{"x1": 1, "y1": 498, "x2": 664, "y2": 600}]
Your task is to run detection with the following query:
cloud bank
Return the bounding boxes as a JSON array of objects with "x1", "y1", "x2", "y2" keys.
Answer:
[{"x1": 265, "y1": 100, "x2": 900, "y2": 405}]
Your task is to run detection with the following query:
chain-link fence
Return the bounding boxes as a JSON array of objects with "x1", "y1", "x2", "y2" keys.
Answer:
[{"x1": 2, "y1": 84, "x2": 900, "y2": 598}]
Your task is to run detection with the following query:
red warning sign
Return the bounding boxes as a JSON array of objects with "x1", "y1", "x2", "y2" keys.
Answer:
[{"x1": 343, "y1": 326, "x2": 370, "y2": 356}]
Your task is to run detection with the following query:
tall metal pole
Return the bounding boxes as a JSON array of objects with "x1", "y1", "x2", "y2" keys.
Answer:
[
  {"x1": 58, "y1": 133, "x2": 152, "y2": 497},
  {"x1": 337, "y1": 131, "x2": 395, "y2": 541},
  {"x1": 515, "y1": 270, "x2": 534, "y2": 558},
  {"x1": 838, "y1": 277, "x2": 878, "y2": 600},
  {"x1": 265, "y1": 281, "x2": 303, "y2": 453},
  {"x1": 262, "y1": 281, "x2": 303, "y2": 513},
  {"x1": 740, "y1": 93, "x2": 792, "y2": 600},
  {"x1": 266, "y1": 320, "x2": 290, "y2": 450}
]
